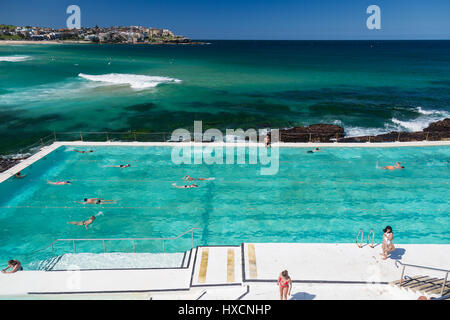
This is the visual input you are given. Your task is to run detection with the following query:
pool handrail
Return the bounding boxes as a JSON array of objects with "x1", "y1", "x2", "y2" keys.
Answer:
[
  {"x1": 35, "y1": 227, "x2": 201, "y2": 255},
  {"x1": 395, "y1": 260, "x2": 449, "y2": 296},
  {"x1": 356, "y1": 229, "x2": 364, "y2": 248}
]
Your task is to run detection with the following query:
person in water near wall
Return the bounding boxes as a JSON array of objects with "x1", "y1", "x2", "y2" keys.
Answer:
[
  {"x1": 383, "y1": 162, "x2": 404, "y2": 170},
  {"x1": 1, "y1": 260, "x2": 22, "y2": 273},
  {"x1": 48, "y1": 181, "x2": 71, "y2": 185},
  {"x1": 14, "y1": 172, "x2": 26, "y2": 179},
  {"x1": 265, "y1": 133, "x2": 271, "y2": 148},
  {"x1": 68, "y1": 216, "x2": 96, "y2": 230},
  {"x1": 73, "y1": 150, "x2": 95, "y2": 154},
  {"x1": 381, "y1": 226, "x2": 395, "y2": 260},
  {"x1": 183, "y1": 175, "x2": 214, "y2": 181},
  {"x1": 75, "y1": 198, "x2": 117, "y2": 204},
  {"x1": 172, "y1": 183, "x2": 198, "y2": 189},
  {"x1": 307, "y1": 148, "x2": 320, "y2": 154},
  {"x1": 278, "y1": 270, "x2": 292, "y2": 300}
]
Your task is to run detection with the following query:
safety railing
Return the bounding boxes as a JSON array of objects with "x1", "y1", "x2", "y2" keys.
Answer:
[
  {"x1": 48, "y1": 130, "x2": 447, "y2": 143},
  {"x1": 356, "y1": 228, "x2": 376, "y2": 248},
  {"x1": 395, "y1": 260, "x2": 449, "y2": 296},
  {"x1": 34, "y1": 227, "x2": 201, "y2": 256},
  {"x1": 2, "y1": 129, "x2": 448, "y2": 172}
]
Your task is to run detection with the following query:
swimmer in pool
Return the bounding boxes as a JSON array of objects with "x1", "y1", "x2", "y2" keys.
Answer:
[
  {"x1": 307, "y1": 148, "x2": 320, "y2": 154},
  {"x1": 68, "y1": 216, "x2": 96, "y2": 230},
  {"x1": 109, "y1": 164, "x2": 131, "y2": 168},
  {"x1": 172, "y1": 183, "x2": 198, "y2": 189},
  {"x1": 383, "y1": 162, "x2": 404, "y2": 170},
  {"x1": 75, "y1": 198, "x2": 117, "y2": 205},
  {"x1": 48, "y1": 181, "x2": 71, "y2": 185},
  {"x1": 14, "y1": 172, "x2": 25, "y2": 179},
  {"x1": 74, "y1": 150, "x2": 95, "y2": 154},
  {"x1": 183, "y1": 175, "x2": 214, "y2": 181}
]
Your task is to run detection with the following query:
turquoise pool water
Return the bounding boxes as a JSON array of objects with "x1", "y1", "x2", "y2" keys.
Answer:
[{"x1": 0, "y1": 145, "x2": 449, "y2": 268}]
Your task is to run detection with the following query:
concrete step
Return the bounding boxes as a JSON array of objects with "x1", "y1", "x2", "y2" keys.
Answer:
[
  {"x1": 191, "y1": 246, "x2": 243, "y2": 286},
  {"x1": 391, "y1": 275, "x2": 449, "y2": 297}
]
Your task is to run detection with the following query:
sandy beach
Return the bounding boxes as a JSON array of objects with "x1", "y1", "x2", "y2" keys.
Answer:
[{"x1": 0, "y1": 40, "x2": 91, "y2": 45}]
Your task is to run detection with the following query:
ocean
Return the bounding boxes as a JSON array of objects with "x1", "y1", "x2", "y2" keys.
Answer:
[{"x1": 0, "y1": 40, "x2": 449, "y2": 154}]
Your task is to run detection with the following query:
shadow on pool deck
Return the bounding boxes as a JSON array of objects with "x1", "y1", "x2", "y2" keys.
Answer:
[
  {"x1": 289, "y1": 292, "x2": 316, "y2": 300},
  {"x1": 389, "y1": 248, "x2": 406, "y2": 260}
]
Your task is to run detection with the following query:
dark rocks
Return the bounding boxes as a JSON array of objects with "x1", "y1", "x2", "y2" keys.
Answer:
[
  {"x1": 0, "y1": 156, "x2": 27, "y2": 173},
  {"x1": 280, "y1": 124, "x2": 345, "y2": 142},
  {"x1": 280, "y1": 118, "x2": 450, "y2": 143},
  {"x1": 423, "y1": 118, "x2": 450, "y2": 132}
]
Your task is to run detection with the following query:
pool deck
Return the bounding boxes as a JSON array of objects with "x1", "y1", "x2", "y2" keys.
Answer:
[{"x1": 0, "y1": 243, "x2": 448, "y2": 299}]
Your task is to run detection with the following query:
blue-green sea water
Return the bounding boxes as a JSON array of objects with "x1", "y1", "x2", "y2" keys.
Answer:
[
  {"x1": 0, "y1": 145, "x2": 448, "y2": 268},
  {"x1": 0, "y1": 41, "x2": 450, "y2": 154}
]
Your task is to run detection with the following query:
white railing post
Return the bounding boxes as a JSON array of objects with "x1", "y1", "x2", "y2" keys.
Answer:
[{"x1": 441, "y1": 272, "x2": 448, "y2": 296}]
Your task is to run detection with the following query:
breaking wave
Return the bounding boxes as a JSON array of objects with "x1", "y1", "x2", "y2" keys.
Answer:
[
  {"x1": 78, "y1": 73, "x2": 182, "y2": 89},
  {"x1": 0, "y1": 55, "x2": 31, "y2": 62}
]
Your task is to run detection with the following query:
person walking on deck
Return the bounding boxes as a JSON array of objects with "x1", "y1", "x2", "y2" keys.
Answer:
[{"x1": 278, "y1": 270, "x2": 292, "y2": 300}]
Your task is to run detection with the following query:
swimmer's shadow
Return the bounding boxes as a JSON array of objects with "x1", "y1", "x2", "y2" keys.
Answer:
[
  {"x1": 289, "y1": 292, "x2": 316, "y2": 300},
  {"x1": 389, "y1": 248, "x2": 406, "y2": 260}
]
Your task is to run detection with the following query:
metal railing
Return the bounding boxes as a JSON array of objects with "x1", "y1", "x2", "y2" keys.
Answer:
[
  {"x1": 356, "y1": 228, "x2": 376, "y2": 248},
  {"x1": 48, "y1": 130, "x2": 447, "y2": 143},
  {"x1": 35, "y1": 227, "x2": 200, "y2": 256},
  {"x1": 395, "y1": 260, "x2": 449, "y2": 296}
]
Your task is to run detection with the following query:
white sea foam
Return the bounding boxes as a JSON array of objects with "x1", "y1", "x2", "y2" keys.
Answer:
[
  {"x1": 78, "y1": 73, "x2": 182, "y2": 90},
  {"x1": 337, "y1": 106, "x2": 450, "y2": 137},
  {"x1": 0, "y1": 55, "x2": 31, "y2": 62},
  {"x1": 392, "y1": 107, "x2": 449, "y2": 132}
]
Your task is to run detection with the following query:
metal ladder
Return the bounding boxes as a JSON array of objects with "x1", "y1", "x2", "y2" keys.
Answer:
[{"x1": 356, "y1": 228, "x2": 376, "y2": 248}]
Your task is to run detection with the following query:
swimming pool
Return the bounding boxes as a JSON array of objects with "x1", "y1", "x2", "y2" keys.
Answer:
[{"x1": 0, "y1": 145, "x2": 449, "y2": 268}]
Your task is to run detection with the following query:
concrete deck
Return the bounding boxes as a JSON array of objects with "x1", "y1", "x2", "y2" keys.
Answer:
[{"x1": 0, "y1": 243, "x2": 448, "y2": 299}]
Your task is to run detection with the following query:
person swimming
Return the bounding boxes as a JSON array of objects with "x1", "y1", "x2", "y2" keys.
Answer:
[
  {"x1": 109, "y1": 164, "x2": 131, "y2": 168},
  {"x1": 73, "y1": 150, "x2": 95, "y2": 154},
  {"x1": 172, "y1": 183, "x2": 198, "y2": 189},
  {"x1": 48, "y1": 181, "x2": 71, "y2": 185},
  {"x1": 14, "y1": 172, "x2": 26, "y2": 179},
  {"x1": 75, "y1": 198, "x2": 117, "y2": 205},
  {"x1": 307, "y1": 148, "x2": 320, "y2": 154},
  {"x1": 383, "y1": 162, "x2": 405, "y2": 170},
  {"x1": 183, "y1": 175, "x2": 214, "y2": 181},
  {"x1": 68, "y1": 216, "x2": 96, "y2": 230}
]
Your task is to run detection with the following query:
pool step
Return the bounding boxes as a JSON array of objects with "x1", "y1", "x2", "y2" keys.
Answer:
[
  {"x1": 191, "y1": 246, "x2": 243, "y2": 287},
  {"x1": 35, "y1": 252, "x2": 188, "y2": 271},
  {"x1": 390, "y1": 275, "x2": 450, "y2": 297}
]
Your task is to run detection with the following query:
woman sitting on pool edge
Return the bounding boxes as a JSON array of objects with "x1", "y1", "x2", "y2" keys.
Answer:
[
  {"x1": 172, "y1": 183, "x2": 198, "y2": 189},
  {"x1": 381, "y1": 226, "x2": 395, "y2": 260}
]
